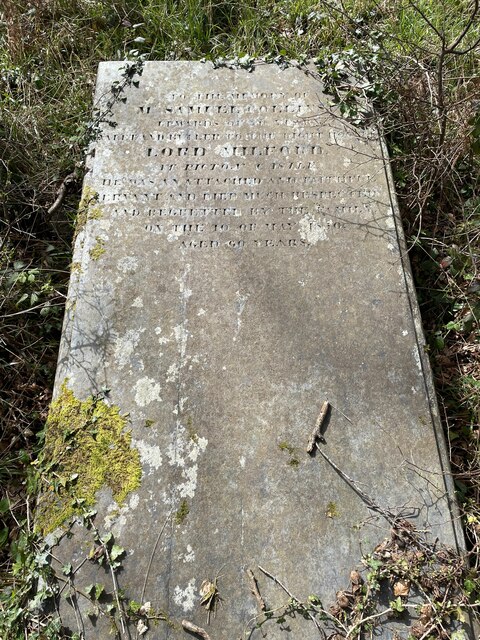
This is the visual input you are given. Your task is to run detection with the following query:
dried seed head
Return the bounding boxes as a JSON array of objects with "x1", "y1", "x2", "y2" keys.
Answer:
[
  {"x1": 393, "y1": 580, "x2": 410, "y2": 597},
  {"x1": 350, "y1": 570, "x2": 363, "y2": 585},
  {"x1": 329, "y1": 604, "x2": 342, "y2": 618},
  {"x1": 336, "y1": 590, "x2": 351, "y2": 609},
  {"x1": 200, "y1": 580, "x2": 215, "y2": 598},
  {"x1": 419, "y1": 604, "x2": 433, "y2": 624},
  {"x1": 410, "y1": 622, "x2": 427, "y2": 638}
]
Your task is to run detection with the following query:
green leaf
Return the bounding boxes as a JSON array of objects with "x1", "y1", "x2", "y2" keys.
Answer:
[
  {"x1": 0, "y1": 528, "x2": 9, "y2": 547},
  {"x1": 110, "y1": 544, "x2": 125, "y2": 561},
  {"x1": 445, "y1": 320, "x2": 462, "y2": 331},
  {"x1": 128, "y1": 600, "x2": 141, "y2": 614},
  {"x1": 100, "y1": 532, "x2": 113, "y2": 546},
  {"x1": 0, "y1": 498, "x2": 10, "y2": 514},
  {"x1": 84, "y1": 583, "x2": 104, "y2": 600},
  {"x1": 389, "y1": 597, "x2": 404, "y2": 613},
  {"x1": 463, "y1": 578, "x2": 476, "y2": 595}
]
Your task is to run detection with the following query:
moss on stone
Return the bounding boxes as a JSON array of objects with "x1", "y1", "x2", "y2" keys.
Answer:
[
  {"x1": 174, "y1": 499, "x2": 189, "y2": 525},
  {"x1": 36, "y1": 381, "x2": 142, "y2": 534},
  {"x1": 278, "y1": 440, "x2": 300, "y2": 468},
  {"x1": 75, "y1": 186, "x2": 103, "y2": 241},
  {"x1": 326, "y1": 501, "x2": 339, "y2": 518}
]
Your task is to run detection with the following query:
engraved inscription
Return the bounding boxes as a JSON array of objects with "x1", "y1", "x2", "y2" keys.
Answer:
[{"x1": 94, "y1": 88, "x2": 380, "y2": 249}]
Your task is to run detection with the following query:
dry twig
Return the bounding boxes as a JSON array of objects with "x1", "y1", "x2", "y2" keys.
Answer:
[
  {"x1": 246, "y1": 568, "x2": 266, "y2": 612},
  {"x1": 47, "y1": 171, "x2": 78, "y2": 216},
  {"x1": 307, "y1": 400, "x2": 330, "y2": 453},
  {"x1": 257, "y1": 565, "x2": 324, "y2": 634},
  {"x1": 181, "y1": 619, "x2": 211, "y2": 640}
]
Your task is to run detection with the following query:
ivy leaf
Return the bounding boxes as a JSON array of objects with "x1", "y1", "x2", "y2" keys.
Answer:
[
  {"x1": 95, "y1": 583, "x2": 104, "y2": 600},
  {"x1": 110, "y1": 544, "x2": 125, "y2": 562},
  {"x1": 100, "y1": 532, "x2": 113, "y2": 546}
]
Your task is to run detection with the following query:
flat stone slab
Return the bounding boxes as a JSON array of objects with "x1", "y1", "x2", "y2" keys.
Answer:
[{"x1": 47, "y1": 61, "x2": 463, "y2": 638}]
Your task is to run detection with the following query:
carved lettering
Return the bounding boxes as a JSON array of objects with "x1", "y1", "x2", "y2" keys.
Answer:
[{"x1": 96, "y1": 85, "x2": 375, "y2": 251}]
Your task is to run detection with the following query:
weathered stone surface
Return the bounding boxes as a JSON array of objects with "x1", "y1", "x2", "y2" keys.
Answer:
[{"x1": 49, "y1": 62, "x2": 464, "y2": 638}]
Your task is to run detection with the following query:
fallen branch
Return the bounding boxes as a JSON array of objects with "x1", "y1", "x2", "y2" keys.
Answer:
[
  {"x1": 307, "y1": 401, "x2": 330, "y2": 452},
  {"x1": 246, "y1": 568, "x2": 266, "y2": 612},
  {"x1": 47, "y1": 171, "x2": 78, "y2": 216},
  {"x1": 140, "y1": 511, "x2": 171, "y2": 604},
  {"x1": 315, "y1": 443, "x2": 401, "y2": 525},
  {"x1": 104, "y1": 543, "x2": 130, "y2": 640},
  {"x1": 257, "y1": 565, "x2": 324, "y2": 634},
  {"x1": 314, "y1": 444, "x2": 443, "y2": 556},
  {"x1": 135, "y1": 511, "x2": 172, "y2": 640},
  {"x1": 181, "y1": 619, "x2": 211, "y2": 640}
]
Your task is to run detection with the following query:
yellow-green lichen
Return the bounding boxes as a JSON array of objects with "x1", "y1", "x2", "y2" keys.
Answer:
[
  {"x1": 36, "y1": 381, "x2": 142, "y2": 534},
  {"x1": 75, "y1": 186, "x2": 103, "y2": 241},
  {"x1": 186, "y1": 417, "x2": 199, "y2": 444},
  {"x1": 65, "y1": 298, "x2": 76, "y2": 313},
  {"x1": 89, "y1": 236, "x2": 106, "y2": 260}
]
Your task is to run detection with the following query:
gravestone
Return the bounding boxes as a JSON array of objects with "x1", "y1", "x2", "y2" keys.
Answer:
[{"x1": 46, "y1": 62, "x2": 465, "y2": 638}]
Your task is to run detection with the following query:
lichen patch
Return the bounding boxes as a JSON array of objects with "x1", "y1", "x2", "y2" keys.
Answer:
[
  {"x1": 75, "y1": 185, "x2": 103, "y2": 241},
  {"x1": 173, "y1": 579, "x2": 197, "y2": 612},
  {"x1": 166, "y1": 421, "x2": 208, "y2": 499},
  {"x1": 114, "y1": 328, "x2": 145, "y2": 368},
  {"x1": 89, "y1": 236, "x2": 106, "y2": 260},
  {"x1": 117, "y1": 256, "x2": 138, "y2": 273},
  {"x1": 181, "y1": 544, "x2": 195, "y2": 563},
  {"x1": 131, "y1": 296, "x2": 143, "y2": 308},
  {"x1": 155, "y1": 326, "x2": 170, "y2": 345},
  {"x1": 134, "y1": 438, "x2": 163, "y2": 471},
  {"x1": 299, "y1": 213, "x2": 328, "y2": 244},
  {"x1": 134, "y1": 376, "x2": 162, "y2": 406}
]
